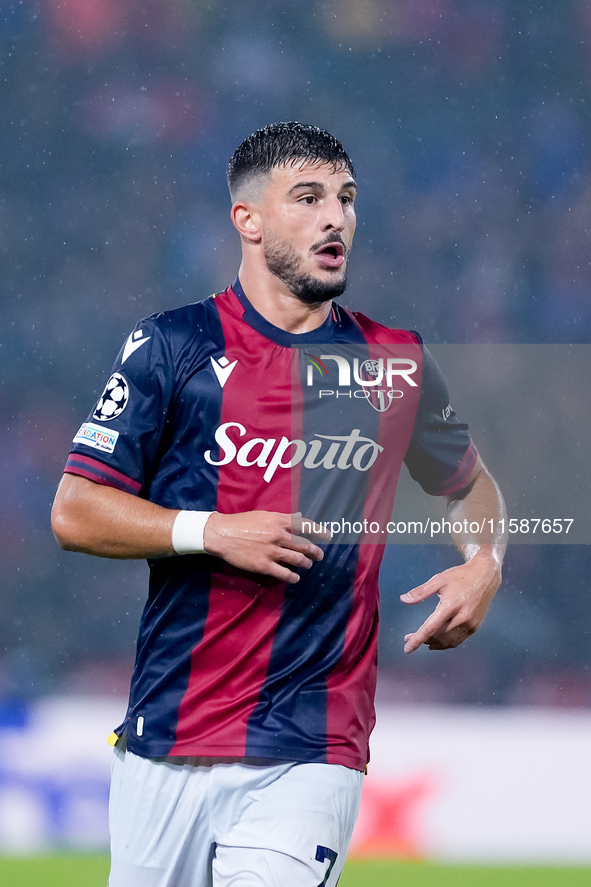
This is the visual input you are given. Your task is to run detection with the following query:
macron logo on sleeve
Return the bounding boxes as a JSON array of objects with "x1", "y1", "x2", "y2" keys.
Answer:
[
  {"x1": 121, "y1": 329, "x2": 151, "y2": 365},
  {"x1": 210, "y1": 355, "x2": 237, "y2": 388}
]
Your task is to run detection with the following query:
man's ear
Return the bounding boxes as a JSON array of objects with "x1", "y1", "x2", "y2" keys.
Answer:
[{"x1": 231, "y1": 201, "x2": 262, "y2": 244}]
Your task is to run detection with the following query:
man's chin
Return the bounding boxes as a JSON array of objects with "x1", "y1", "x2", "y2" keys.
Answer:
[
  {"x1": 290, "y1": 272, "x2": 348, "y2": 305},
  {"x1": 262, "y1": 235, "x2": 348, "y2": 305}
]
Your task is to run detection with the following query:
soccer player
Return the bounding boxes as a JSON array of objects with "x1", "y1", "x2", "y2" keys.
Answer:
[{"x1": 51, "y1": 122, "x2": 506, "y2": 887}]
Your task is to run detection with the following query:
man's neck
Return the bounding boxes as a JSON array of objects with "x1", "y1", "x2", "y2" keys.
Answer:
[{"x1": 236, "y1": 264, "x2": 333, "y2": 334}]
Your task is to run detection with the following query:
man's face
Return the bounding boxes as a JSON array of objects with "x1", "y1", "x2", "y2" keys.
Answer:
[{"x1": 259, "y1": 160, "x2": 357, "y2": 304}]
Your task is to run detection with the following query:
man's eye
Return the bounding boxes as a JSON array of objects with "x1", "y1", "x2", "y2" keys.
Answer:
[
  {"x1": 341, "y1": 195, "x2": 352, "y2": 205},
  {"x1": 302, "y1": 195, "x2": 316, "y2": 204}
]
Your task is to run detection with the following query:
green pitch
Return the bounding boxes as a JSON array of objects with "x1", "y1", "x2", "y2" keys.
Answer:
[
  {"x1": 0, "y1": 855, "x2": 590, "y2": 886},
  {"x1": 341, "y1": 860, "x2": 591, "y2": 886},
  {"x1": 0, "y1": 854, "x2": 109, "y2": 886}
]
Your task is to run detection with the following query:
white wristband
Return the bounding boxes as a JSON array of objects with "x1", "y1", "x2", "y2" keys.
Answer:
[{"x1": 171, "y1": 510, "x2": 214, "y2": 555}]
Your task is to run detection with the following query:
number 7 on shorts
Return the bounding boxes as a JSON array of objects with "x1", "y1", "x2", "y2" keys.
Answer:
[{"x1": 315, "y1": 845, "x2": 338, "y2": 886}]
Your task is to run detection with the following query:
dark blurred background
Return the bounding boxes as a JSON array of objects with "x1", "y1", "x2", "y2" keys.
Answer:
[{"x1": 1, "y1": 0, "x2": 589, "y2": 710}]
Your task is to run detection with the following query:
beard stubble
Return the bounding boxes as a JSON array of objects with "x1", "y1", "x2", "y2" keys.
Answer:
[{"x1": 263, "y1": 231, "x2": 348, "y2": 305}]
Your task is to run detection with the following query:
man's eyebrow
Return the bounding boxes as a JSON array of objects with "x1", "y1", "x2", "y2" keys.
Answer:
[
  {"x1": 287, "y1": 181, "x2": 325, "y2": 195},
  {"x1": 287, "y1": 179, "x2": 358, "y2": 196}
]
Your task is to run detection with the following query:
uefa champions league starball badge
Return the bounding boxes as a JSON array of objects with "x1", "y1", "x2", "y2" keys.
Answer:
[{"x1": 93, "y1": 372, "x2": 129, "y2": 421}]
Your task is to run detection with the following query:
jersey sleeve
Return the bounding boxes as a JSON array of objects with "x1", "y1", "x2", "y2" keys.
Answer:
[
  {"x1": 404, "y1": 346, "x2": 478, "y2": 496},
  {"x1": 64, "y1": 316, "x2": 174, "y2": 496}
]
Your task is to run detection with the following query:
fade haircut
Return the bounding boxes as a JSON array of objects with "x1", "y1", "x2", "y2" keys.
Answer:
[{"x1": 227, "y1": 121, "x2": 355, "y2": 201}]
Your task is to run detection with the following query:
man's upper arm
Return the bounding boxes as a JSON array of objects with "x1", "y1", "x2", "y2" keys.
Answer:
[
  {"x1": 404, "y1": 346, "x2": 478, "y2": 497},
  {"x1": 52, "y1": 473, "x2": 134, "y2": 548},
  {"x1": 51, "y1": 471, "x2": 177, "y2": 558}
]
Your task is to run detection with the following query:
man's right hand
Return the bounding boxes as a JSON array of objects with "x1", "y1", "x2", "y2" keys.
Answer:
[{"x1": 204, "y1": 511, "x2": 329, "y2": 584}]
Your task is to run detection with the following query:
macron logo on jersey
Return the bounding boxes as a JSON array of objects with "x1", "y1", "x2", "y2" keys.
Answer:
[
  {"x1": 210, "y1": 355, "x2": 238, "y2": 388},
  {"x1": 121, "y1": 329, "x2": 151, "y2": 365}
]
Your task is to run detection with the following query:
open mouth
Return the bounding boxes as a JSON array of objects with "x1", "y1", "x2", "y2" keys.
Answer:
[{"x1": 314, "y1": 241, "x2": 346, "y2": 269}]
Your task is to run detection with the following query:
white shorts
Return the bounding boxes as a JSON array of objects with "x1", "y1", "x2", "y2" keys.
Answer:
[{"x1": 108, "y1": 748, "x2": 364, "y2": 887}]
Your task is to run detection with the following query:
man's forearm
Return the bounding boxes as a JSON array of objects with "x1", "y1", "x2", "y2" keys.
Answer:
[
  {"x1": 446, "y1": 458, "x2": 507, "y2": 569},
  {"x1": 51, "y1": 474, "x2": 179, "y2": 559},
  {"x1": 51, "y1": 474, "x2": 325, "y2": 581}
]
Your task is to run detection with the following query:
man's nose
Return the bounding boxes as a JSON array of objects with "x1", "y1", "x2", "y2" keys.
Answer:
[{"x1": 323, "y1": 197, "x2": 345, "y2": 231}]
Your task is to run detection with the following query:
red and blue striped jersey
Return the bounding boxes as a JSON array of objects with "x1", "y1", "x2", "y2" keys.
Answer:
[{"x1": 65, "y1": 280, "x2": 477, "y2": 771}]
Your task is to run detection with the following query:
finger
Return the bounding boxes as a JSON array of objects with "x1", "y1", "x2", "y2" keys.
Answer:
[
  {"x1": 291, "y1": 513, "x2": 332, "y2": 543},
  {"x1": 404, "y1": 610, "x2": 451, "y2": 653},
  {"x1": 266, "y1": 561, "x2": 301, "y2": 585},
  {"x1": 285, "y1": 535, "x2": 325, "y2": 561},
  {"x1": 427, "y1": 628, "x2": 467, "y2": 650},
  {"x1": 400, "y1": 576, "x2": 442, "y2": 604},
  {"x1": 404, "y1": 631, "x2": 448, "y2": 652},
  {"x1": 302, "y1": 525, "x2": 332, "y2": 543},
  {"x1": 274, "y1": 547, "x2": 315, "y2": 570},
  {"x1": 417, "y1": 617, "x2": 473, "y2": 650},
  {"x1": 441, "y1": 621, "x2": 477, "y2": 646},
  {"x1": 403, "y1": 633, "x2": 421, "y2": 653}
]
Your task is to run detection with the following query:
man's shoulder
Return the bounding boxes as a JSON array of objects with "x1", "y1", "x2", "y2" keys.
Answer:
[
  {"x1": 148, "y1": 292, "x2": 220, "y2": 331},
  {"x1": 339, "y1": 306, "x2": 421, "y2": 345},
  {"x1": 115, "y1": 292, "x2": 228, "y2": 373},
  {"x1": 130, "y1": 291, "x2": 230, "y2": 351}
]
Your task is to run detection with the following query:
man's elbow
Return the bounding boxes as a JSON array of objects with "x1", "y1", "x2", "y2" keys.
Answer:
[{"x1": 51, "y1": 501, "x2": 81, "y2": 551}]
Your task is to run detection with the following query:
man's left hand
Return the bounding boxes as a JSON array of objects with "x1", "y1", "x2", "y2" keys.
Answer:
[{"x1": 400, "y1": 550, "x2": 502, "y2": 653}]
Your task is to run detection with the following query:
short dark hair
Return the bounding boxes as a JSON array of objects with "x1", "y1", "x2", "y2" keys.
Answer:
[{"x1": 227, "y1": 122, "x2": 355, "y2": 198}]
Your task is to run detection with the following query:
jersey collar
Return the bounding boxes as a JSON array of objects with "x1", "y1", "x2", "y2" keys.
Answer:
[{"x1": 231, "y1": 277, "x2": 339, "y2": 347}]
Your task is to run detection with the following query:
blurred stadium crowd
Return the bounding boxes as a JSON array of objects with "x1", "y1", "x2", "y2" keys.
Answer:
[{"x1": 0, "y1": 0, "x2": 589, "y2": 707}]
